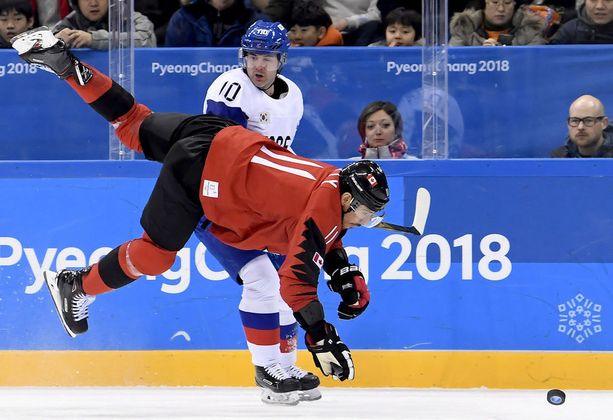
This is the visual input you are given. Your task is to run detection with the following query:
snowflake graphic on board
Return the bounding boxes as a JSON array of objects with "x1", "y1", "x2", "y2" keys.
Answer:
[{"x1": 558, "y1": 293, "x2": 602, "y2": 343}]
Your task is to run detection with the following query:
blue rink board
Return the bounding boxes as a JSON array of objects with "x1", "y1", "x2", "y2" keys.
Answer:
[{"x1": 0, "y1": 159, "x2": 612, "y2": 351}]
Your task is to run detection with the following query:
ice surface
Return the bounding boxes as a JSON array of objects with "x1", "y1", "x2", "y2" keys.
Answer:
[{"x1": 0, "y1": 387, "x2": 610, "y2": 419}]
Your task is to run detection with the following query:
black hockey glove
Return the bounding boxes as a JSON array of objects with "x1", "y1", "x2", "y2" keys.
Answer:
[
  {"x1": 327, "y1": 265, "x2": 370, "y2": 320},
  {"x1": 305, "y1": 322, "x2": 354, "y2": 381}
]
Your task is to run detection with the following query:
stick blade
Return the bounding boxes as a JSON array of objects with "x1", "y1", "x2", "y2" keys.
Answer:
[
  {"x1": 376, "y1": 221, "x2": 420, "y2": 235},
  {"x1": 410, "y1": 187, "x2": 431, "y2": 235}
]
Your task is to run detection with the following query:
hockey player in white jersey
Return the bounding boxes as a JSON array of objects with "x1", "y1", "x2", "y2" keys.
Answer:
[
  {"x1": 203, "y1": 23, "x2": 303, "y2": 150},
  {"x1": 194, "y1": 21, "x2": 317, "y2": 405}
]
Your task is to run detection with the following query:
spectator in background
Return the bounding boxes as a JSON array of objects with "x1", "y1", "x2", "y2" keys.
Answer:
[
  {"x1": 323, "y1": 0, "x2": 381, "y2": 45},
  {"x1": 288, "y1": 0, "x2": 343, "y2": 46},
  {"x1": 550, "y1": 0, "x2": 613, "y2": 43},
  {"x1": 531, "y1": 0, "x2": 577, "y2": 23},
  {"x1": 261, "y1": 0, "x2": 293, "y2": 27},
  {"x1": 135, "y1": 0, "x2": 181, "y2": 46},
  {"x1": 246, "y1": 0, "x2": 269, "y2": 14},
  {"x1": 524, "y1": 3, "x2": 563, "y2": 40},
  {"x1": 551, "y1": 95, "x2": 613, "y2": 158},
  {"x1": 165, "y1": 0, "x2": 255, "y2": 47},
  {"x1": 32, "y1": 0, "x2": 72, "y2": 27},
  {"x1": 355, "y1": 101, "x2": 415, "y2": 159},
  {"x1": 0, "y1": 0, "x2": 34, "y2": 48},
  {"x1": 377, "y1": 0, "x2": 416, "y2": 20},
  {"x1": 53, "y1": 0, "x2": 156, "y2": 49},
  {"x1": 378, "y1": 0, "x2": 483, "y2": 22},
  {"x1": 369, "y1": 6, "x2": 421, "y2": 46},
  {"x1": 449, "y1": 0, "x2": 547, "y2": 46}
]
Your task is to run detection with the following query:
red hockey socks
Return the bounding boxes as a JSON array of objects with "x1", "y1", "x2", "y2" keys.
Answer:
[
  {"x1": 65, "y1": 63, "x2": 151, "y2": 153},
  {"x1": 82, "y1": 233, "x2": 177, "y2": 295}
]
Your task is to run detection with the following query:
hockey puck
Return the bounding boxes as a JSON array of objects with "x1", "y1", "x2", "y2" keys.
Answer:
[{"x1": 547, "y1": 389, "x2": 566, "y2": 405}]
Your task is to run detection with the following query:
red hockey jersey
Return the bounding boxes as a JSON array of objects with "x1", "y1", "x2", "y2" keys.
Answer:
[{"x1": 200, "y1": 126, "x2": 344, "y2": 311}]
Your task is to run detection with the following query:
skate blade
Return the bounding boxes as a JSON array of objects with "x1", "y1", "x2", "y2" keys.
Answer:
[
  {"x1": 299, "y1": 388, "x2": 322, "y2": 401},
  {"x1": 11, "y1": 26, "x2": 58, "y2": 54},
  {"x1": 44, "y1": 270, "x2": 76, "y2": 338},
  {"x1": 260, "y1": 389, "x2": 300, "y2": 406}
]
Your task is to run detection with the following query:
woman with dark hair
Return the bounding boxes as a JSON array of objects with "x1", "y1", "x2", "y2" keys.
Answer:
[{"x1": 355, "y1": 100, "x2": 415, "y2": 159}]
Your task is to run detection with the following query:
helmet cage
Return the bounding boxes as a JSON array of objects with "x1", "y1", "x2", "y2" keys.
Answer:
[
  {"x1": 348, "y1": 198, "x2": 385, "y2": 228},
  {"x1": 238, "y1": 48, "x2": 287, "y2": 72}
]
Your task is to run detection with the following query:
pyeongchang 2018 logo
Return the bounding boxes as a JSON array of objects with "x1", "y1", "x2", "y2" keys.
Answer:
[{"x1": 557, "y1": 293, "x2": 603, "y2": 343}]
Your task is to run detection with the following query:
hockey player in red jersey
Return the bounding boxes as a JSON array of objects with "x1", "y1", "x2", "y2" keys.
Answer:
[{"x1": 12, "y1": 27, "x2": 390, "y2": 382}]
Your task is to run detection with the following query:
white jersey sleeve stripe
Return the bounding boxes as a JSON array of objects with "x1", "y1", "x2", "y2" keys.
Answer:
[
  {"x1": 260, "y1": 145, "x2": 322, "y2": 167},
  {"x1": 251, "y1": 155, "x2": 317, "y2": 180}
]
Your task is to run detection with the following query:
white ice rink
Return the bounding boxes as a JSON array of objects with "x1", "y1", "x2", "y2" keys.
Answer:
[{"x1": 0, "y1": 387, "x2": 611, "y2": 420}]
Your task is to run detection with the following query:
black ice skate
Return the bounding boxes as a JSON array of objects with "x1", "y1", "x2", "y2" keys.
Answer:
[
  {"x1": 286, "y1": 365, "x2": 322, "y2": 401},
  {"x1": 11, "y1": 27, "x2": 92, "y2": 85},
  {"x1": 255, "y1": 363, "x2": 301, "y2": 405},
  {"x1": 44, "y1": 270, "x2": 95, "y2": 338}
]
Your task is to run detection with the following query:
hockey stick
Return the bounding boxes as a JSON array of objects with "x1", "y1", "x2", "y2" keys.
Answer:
[{"x1": 373, "y1": 187, "x2": 431, "y2": 236}]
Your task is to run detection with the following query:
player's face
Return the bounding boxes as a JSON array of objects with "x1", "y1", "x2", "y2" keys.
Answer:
[
  {"x1": 245, "y1": 52, "x2": 279, "y2": 89},
  {"x1": 341, "y1": 194, "x2": 384, "y2": 229},
  {"x1": 289, "y1": 24, "x2": 324, "y2": 47},
  {"x1": 79, "y1": 0, "x2": 108, "y2": 22},
  {"x1": 586, "y1": 0, "x2": 613, "y2": 25},
  {"x1": 364, "y1": 110, "x2": 396, "y2": 147},
  {"x1": 385, "y1": 23, "x2": 416, "y2": 47},
  {"x1": 0, "y1": 9, "x2": 33, "y2": 43}
]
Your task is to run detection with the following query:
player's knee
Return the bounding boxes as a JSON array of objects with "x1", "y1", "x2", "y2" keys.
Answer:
[
  {"x1": 243, "y1": 282, "x2": 277, "y2": 303},
  {"x1": 242, "y1": 276, "x2": 278, "y2": 302},
  {"x1": 240, "y1": 255, "x2": 280, "y2": 302},
  {"x1": 128, "y1": 233, "x2": 176, "y2": 275},
  {"x1": 114, "y1": 103, "x2": 152, "y2": 153}
]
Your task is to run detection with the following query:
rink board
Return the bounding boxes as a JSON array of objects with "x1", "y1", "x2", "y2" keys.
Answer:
[
  {"x1": 1, "y1": 159, "x2": 613, "y2": 388},
  {"x1": 2, "y1": 350, "x2": 613, "y2": 389}
]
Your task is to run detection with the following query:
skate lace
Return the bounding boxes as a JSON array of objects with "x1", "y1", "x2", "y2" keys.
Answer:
[
  {"x1": 265, "y1": 363, "x2": 292, "y2": 381},
  {"x1": 72, "y1": 293, "x2": 95, "y2": 322},
  {"x1": 285, "y1": 365, "x2": 308, "y2": 380}
]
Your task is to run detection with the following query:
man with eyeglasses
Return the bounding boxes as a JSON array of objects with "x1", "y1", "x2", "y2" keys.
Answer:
[
  {"x1": 551, "y1": 95, "x2": 613, "y2": 157},
  {"x1": 449, "y1": 0, "x2": 546, "y2": 46}
]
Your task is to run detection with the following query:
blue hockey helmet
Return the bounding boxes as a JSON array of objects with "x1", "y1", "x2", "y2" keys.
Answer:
[{"x1": 239, "y1": 20, "x2": 290, "y2": 71}]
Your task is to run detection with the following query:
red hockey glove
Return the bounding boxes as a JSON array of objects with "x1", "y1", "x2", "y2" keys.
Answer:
[
  {"x1": 327, "y1": 265, "x2": 370, "y2": 320},
  {"x1": 305, "y1": 322, "x2": 354, "y2": 381}
]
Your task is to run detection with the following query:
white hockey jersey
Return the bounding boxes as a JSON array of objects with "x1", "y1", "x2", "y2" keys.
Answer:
[{"x1": 203, "y1": 68, "x2": 303, "y2": 150}]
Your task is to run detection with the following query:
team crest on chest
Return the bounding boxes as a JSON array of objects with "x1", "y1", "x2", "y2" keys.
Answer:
[{"x1": 259, "y1": 112, "x2": 270, "y2": 125}]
